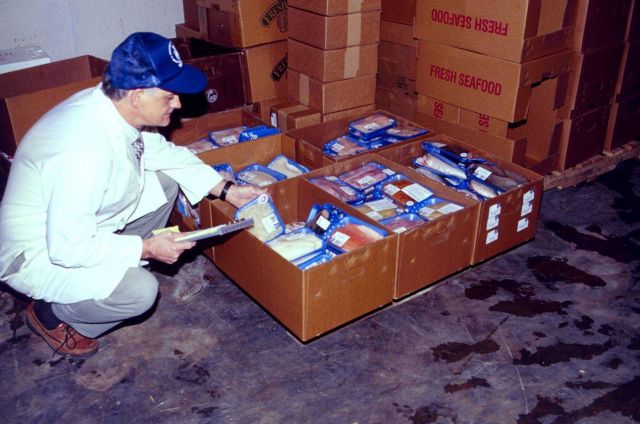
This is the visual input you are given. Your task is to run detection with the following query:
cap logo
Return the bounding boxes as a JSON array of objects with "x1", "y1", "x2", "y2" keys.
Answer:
[{"x1": 168, "y1": 42, "x2": 183, "y2": 68}]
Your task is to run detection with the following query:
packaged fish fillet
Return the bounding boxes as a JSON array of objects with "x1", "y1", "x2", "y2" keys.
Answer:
[
  {"x1": 234, "y1": 193, "x2": 285, "y2": 242},
  {"x1": 323, "y1": 135, "x2": 370, "y2": 157},
  {"x1": 422, "y1": 141, "x2": 482, "y2": 165},
  {"x1": 285, "y1": 221, "x2": 306, "y2": 233},
  {"x1": 354, "y1": 197, "x2": 401, "y2": 221},
  {"x1": 327, "y1": 216, "x2": 387, "y2": 253},
  {"x1": 467, "y1": 162, "x2": 528, "y2": 192},
  {"x1": 212, "y1": 163, "x2": 236, "y2": 183},
  {"x1": 239, "y1": 125, "x2": 281, "y2": 141},
  {"x1": 414, "y1": 152, "x2": 467, "y2": 180},
  {"x1": 267, "y1": 154, "x2": 309, "y2": 178},
  {"x1": 378, "y1": 175, "x2": 434, "y2": 208},
  {"x1": 468, "y1": 177, "x2": 501, "y2": 200},
  {"x1": 208, "y1": 126, "x2": 247, "y2": 147},
  {"x1": 175, "y1": 191, "x2": 201, "y2": 228},
  {"x1": 380, "y1": 213, "x2": 426, "y2": 233},
  {"x1": 309, "y1": 176, "x2": 364, "y2": 205},
  {"x1": 237, "y1": 164, "x2": 287, "y2": 187},
  {"x1": 185, "y1": 137, "x2": 217, "y2": 154},
  {"x1": 412, "y1": 163, "x2": 447, "y2": 184},
  {"x1": 384, "y1": 125, "x2": 428, "y2": 140},
  {"x1": 414, "y1": 197, "x2": 465, "y2": 220},
  {"x1": 348, "y1": 112, "x2": 397, "y2": 140},
  {"x1": 338, "y1": 162, "x2": 396, "y2": 191},
  {"x1": 266, "y1": 227, "x2": 325, "y2": 261},
  {"x1": 360, "y1": 137, "x2": 392, "y2": 150}
]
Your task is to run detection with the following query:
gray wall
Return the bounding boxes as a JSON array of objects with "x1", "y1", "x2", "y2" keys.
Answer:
[{"x1": 0, "y1": 0, "x2": 184, "y2": 61}]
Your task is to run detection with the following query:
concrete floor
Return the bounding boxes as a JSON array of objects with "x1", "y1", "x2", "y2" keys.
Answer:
[{"x1": 1, "y1": 159, "x2": 639, "y2": 424}]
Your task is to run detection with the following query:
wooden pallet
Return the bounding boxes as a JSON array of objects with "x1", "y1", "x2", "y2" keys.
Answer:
[{"x1": 544, "y1": 141, "x2": 640, "y2": 191}]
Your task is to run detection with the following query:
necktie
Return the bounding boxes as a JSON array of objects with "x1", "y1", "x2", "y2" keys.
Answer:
[{"x1": 132, "y1": 134, "x2": 144, "y2": 166}]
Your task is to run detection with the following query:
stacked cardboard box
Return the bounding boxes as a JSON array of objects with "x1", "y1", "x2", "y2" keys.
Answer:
[
  {"x1": 375, "y1": 0, "x2": 418, "y2": 120},
  {"x1": 411, "y1": 0, "x2": 576, "y2": 173},
  {"x1": 605, "y1": 0, "x2": 640, "y2": 150},
  {"x1": 176, "y1": 0, "x2": 288, "y2": 104},
  {"x1": 558, "y1": 0, "x2": 633, "y2": 169},
  {"x1": 285, "y1": 0, "x2": 381, "y2": 127}
]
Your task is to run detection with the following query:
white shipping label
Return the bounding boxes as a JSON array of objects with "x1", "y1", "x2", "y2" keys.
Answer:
[
  {"x1": 402, "y1": 183, "x2": 433, "y2": 202},
  {"x1": 486, "y1": 214, "x2": 500, "y2": 230},
  {"x1": 262, "y1": 213, "x2": 281, "y2": 233},
  {"x1": 517, "y1": 217, "x2": 529, "y2": 232},
  {"x1": 489, "y1": 203, "x2": 502, "y2": 219},
  {"x1": 473, "y1": 167, "x2": 492, "y2": 181},
  {"x1": 316, "y1": 215, "x2": 331, "y2": 230},
  {"x1": 523, "y1": 189, "x2": 535, "y2": 204},
  {"x1": 521, "y1": 201, "x2": 533, "y2": 216},
  {"x1": 270, "y1": 112, "x2": 278, "y2": 127},
  {"x1": 330, "y1": 231, "x2": 350, "y2": 247},
  {"x1": 486, "y1": 229, "x2": 499, "y2": 244}
]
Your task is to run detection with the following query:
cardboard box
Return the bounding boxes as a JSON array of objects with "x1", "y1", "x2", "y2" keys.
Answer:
[
  {"x1": 414, "y1": 0, "x2": 576, "y2": 63},
  {"x1": 288, "y1": 69, "x2": 376, "y2": 114},
  {"x1": 379, "y1": 136, "x2": 544, "y2": 265},
  {"x1": 289, "y1": 0, "x2": 382, "y2": 15},
  {"x1": 605, "y1": 94, "x2": 640, "y2": 150},
  {"x1": 559, "y1": 104, "x2": 611, "y2": 169},
  {"x1": 381, "y1": 0, "x2": 416, "y2": 25},
  {"x1": 172, "y1": 37, "x2": 247, "y2": 117},
  {"x1": 573, "y1": 0, "x2": 632, "y2": 52},
  {"x1": 375, "y1": 86, "x2": 417, "y2": 121},
  {"x1": 0, "y1": 55, "x2": 108, "y2": 155},
  {"x1": 289, "y1": 109, "x2": 432, "y2": 169},
  {"x1": 212, "y1": 176, "x2": 398, "y2": 341},
  {"x1": 182, "y1": 0, "x2": 199, "y2": 31},
  {"x1": 270, "y1": 101, "x2": 322, "y2": 131},
  {"x1": 417, "y1": 95, "x2": 460, "y2": 124},
  {"x1": 415, "y1": 41, "x2": 572, "y2": 122},
  {"x1": 628, "y1": 0, "x2": 640, "y2": 41},
  {"x1": 194, "y1": 0, "x2": 288, "y2": 48},
  {"x1": 380, "y1": 20, "x2": 417, "y2": 47},
  {"x1": 252, "y1": 96, "x2": 288, "y2": 122},
  {"x1": 288, "y1": 7, "x2": 381, "y2": 49},
  {"x1": 560, "y1": 46, "x2": 625, "y2": 118},
  {"x1": 0, "y1": 46, "x2": 50, "y2": 74},
  {"x1": 377, "y1": 40, "x2": 417, "y2": 91},
  {"x1": 322, "y1": 104, "x2": 376, "y2": 122},
  {"x1": 243, "y1": 40, "x2": 288, "y2": 103},
  {"x1": 288, "y1": 39, "x2": 379, "y2": 83},
  {"x1": 413, "y1": 109, "x2": 527, "y2": 165},
  {"x1": 307, "y1": 152, "x2": 478, "y2": 298},
  {"x1": 175, "y1": 22, "x2": 204, "y2": 39},
  {"x1": 615, "y1": 41, "x2": 640, "y2": 101}
]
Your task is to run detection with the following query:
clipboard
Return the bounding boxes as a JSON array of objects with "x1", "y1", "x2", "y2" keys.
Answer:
[{"x1": 174, "y1": 218, "x2": 254, "y2": 242}]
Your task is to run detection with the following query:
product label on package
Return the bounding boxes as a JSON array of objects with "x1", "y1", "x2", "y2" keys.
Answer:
[
  {"x1": 473, "y1": 167, "x2": 492, "y2": 181},
  {"x1": 430, "y1": 9, "x2": 510, "y2": 36},
  {"x1": 330, "y1": 231, "x2": 350, "y2": 247},
  {"x1": 402, "y1": 184, "x2": 433, "y2": 202},
  {"x1": 262, "y1": 213, "x2": 281, "y2": 234}
]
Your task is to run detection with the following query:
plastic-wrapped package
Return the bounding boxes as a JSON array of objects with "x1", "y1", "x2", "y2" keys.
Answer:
[
  {"x1": 380, "y1": 213, "x2": 426, "y2": 233},
  {"x1": 267, "y1": 154, "x2": 309, "y2": 178},
  {"x1": 305, "y1": 204, "x2": 341, "y2": 237},
  {"x1": 293, "y1": 252, "x2": 334, "y2": 270},
  {"x1": 323, "y1": 135, "x2": 370, "y2": 157},
  {"x1": 212, "y1": 163, "x2": 236, "y2": 183},
  {"x1": 175, "y1": 191, "x2": 201, "y2": 228},
  {"x1": 469, "y1": 177, "x2": 500, "y2": 199},
  {"x1": 467, "y1": 162, "x2": 528, "y2": 192},
  {"x1": 348, "y1": 112, "x2": 397, "y2": 140},
  {"x1": 414, "y1": 197, "x2": 465, "y2": 220},
  {"x1": 234, "y1": 194, "x2": 285, "y2": 242},
  {"x1": 309, "y1": 176, "x2": 364, "y2": 204},
  {"x1": 379, "y1": 175, "x2": 434, "y2": 208},
  {"x1": 266, "y1": 228, "x2": 325, "y2": 261},
  {"x1": 237, "y1": 164, "x2": 287, "y2": 187},
  {"x1": 208, "y1": 126, "x2": 247, "y2": 146},
  {"x1": 384, "y1": 125, "x2": 428, "y2": 140},
  {"x1": 354, "y1": 197, "x2": 401, "y2": 221},
  {"x1": 327, "y1": 217, "x2": 387, "y2": 252},
  {"x1": 414, "y1": 152, "x2": 467, "y2": 180},
  {"x1": 239, "y1": 125, "x2": 281, "y2": 141},
  {"x1": 338, "y1": 162, "x2": 396, "y2": 191},
  {"x1": 285, "y1": 221, "x2": 306, "y2": 233},
  {"x1": 184, "y1": 137, "x2": 217, "y2": 154}
]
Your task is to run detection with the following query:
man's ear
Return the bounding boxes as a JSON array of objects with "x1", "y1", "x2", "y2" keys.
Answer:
[{"x1": 128, "y1": 89, "x2": 145, "y2": 108}]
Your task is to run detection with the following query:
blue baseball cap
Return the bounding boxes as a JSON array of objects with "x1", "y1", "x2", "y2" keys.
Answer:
[{"x1": 107, "y1": 32, "x2": 206, "y2": 94}]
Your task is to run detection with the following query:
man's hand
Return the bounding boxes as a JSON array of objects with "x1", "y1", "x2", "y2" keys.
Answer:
[
  {"x1": 141, "y1": 231, "x2": 196, "y2": 264},
  {"x1": 224, "y1": 184, "x2": 266, "y2": 208}
]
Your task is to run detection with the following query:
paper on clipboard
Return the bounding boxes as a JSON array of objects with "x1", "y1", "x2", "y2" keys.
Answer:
[{"x1": 175, "y1": 218, "x2": 254, "y2": 242}]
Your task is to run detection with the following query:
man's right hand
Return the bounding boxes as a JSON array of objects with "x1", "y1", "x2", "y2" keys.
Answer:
[{"x1": 141, "y1": 231, "x2": 196, "y2": 264}]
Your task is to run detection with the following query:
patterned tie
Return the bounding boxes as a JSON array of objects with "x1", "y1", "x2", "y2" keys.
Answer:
[{"x1": 132, "y1": 134, "x2": 144, "y2": 167}]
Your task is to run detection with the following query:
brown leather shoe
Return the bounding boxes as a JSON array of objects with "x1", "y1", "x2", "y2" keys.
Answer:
[{"x1": 26, "y1": 302, "x2": 99, "y2": 357}]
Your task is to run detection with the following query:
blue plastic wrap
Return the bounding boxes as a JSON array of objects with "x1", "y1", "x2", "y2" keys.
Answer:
[
  {"x1": 348, "y1": 112, "x2": 397, "y2": 140},
  {"x1": 234, "y1": 193, "x2": 285, "y2": 242},
  {"x1": 237, "y1": 164, "x2": 287, "y2": 187}
]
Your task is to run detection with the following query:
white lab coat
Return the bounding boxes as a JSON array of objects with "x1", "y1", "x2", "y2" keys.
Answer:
[{"x1": 0, "y1": 86, "x2": 222, "y2": 303}]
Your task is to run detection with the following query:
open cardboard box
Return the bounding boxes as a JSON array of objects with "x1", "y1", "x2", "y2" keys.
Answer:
[
  {"x1": 211, "y1": 176, "x2": 398, "y2": 342},
  {"x1": 304, "y1": 153, "x2": 479, "y2": 299},
  {"x1": 0, "y1": 55, "x2": 108, "y2": 155},
  {"x1": 414, "y1": 0, "x2": 576, "y2": 63},
  {"x1": 378, "y1": 136, "x2": 544, "y2": 265},
  {"x1": 288, "y1": 109, "x2": 433, "y2": 169}
]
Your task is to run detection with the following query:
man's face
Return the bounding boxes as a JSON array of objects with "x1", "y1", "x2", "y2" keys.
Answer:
[{"x1": 137, "y1": 88, "x2": 181, "y2": 127}]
